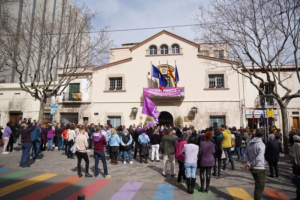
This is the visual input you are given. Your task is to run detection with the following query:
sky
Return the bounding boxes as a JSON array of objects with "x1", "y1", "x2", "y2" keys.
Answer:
[{"x1": 72, "y1": 0, "x2": 210, "y2": 47}]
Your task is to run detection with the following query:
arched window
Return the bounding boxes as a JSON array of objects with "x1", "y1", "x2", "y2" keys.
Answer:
[
  {"x1": 172, "y1": 44, "x2": 180, "y2": 54},
  {"x1": 149, "y1": 45, "x2": 157, "y2": 55},
  {"x1": 160, "y1": 45, "x2": 168, "y2": 54}
]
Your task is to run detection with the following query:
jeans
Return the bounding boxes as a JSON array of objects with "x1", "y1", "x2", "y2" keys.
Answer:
[
  {"x1": 68, "y1": 140, "x2": 74, "y2": 158},
  {"x1": 57, "y1": 137, "x2": 62, "y2": 150},
  {"x1": 47, "y1": 138, "x2": 53, "y2": 150},
  {"x1": 119, "y1": 150, "x2": 123, "y2": 158},
  {"x1": 94, "y1": 151, "x2": 108, "y2": 176},
  {"x1": 236, "y1": 146, "x2": 244, "y2": 159},
  {"x1": 223, "y1": 148, "x2": 234, "y2": 169},
  {"x1": 76, "y1": 151, "x2": 89, "y2": 175},
  {"x1": 250, "y1": 169, "x2": 266, "y2": 200},
  {"x1": 61, "y1": 138, "x2": 64, "y2": 150},
  {"x1": 123, "y1": 149, "x2": 132, "y2": 162},
  {"x1": 20, "y1": 143, "x2": 31, "y2": 167},
  {"x1": 64, "y1": 139, "x2": 68, "y2": 154},
  {"x1": 177, "y1": 160, "x2": 186, "y2": 182},
  {"x1": 31, "y1": 140, "x2": 40, "y2": 159},
  {"x1": 213, "y1": 156, "x2": 221, "y2": 176},
  {"x1": 184, "y1": 163, "x2": 197, "y2": 178},
  {"x1": 151, "y1": 144, "x2": 159, "y2": 161}
]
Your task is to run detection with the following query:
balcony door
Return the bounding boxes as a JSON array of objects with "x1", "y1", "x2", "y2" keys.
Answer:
[{"x1": 69, "y1": 83, "x2": 80, "y2": 101}]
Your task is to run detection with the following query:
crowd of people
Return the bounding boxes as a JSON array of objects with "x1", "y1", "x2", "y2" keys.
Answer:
[{"x1": 1, "y1": 119, "x2": 300, "y2": 200}]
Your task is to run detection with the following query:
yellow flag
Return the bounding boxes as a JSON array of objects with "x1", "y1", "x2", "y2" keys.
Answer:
[
  {"x1": 72, "y1": 93, "x2": 82, "y2": 100},
  {"x1": 267, "y1": 109, "x2": 274, "y2": 117}
]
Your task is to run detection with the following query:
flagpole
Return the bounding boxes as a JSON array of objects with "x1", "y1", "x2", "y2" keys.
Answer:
[{"x1": 150, "y1": 61, "x2": 152, "y2": 88}]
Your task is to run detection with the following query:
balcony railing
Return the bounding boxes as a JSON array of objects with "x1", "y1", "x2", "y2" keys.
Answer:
[
  {"x1": 254, "y1": 95, "x2": 279, "y2": 108},
  {"x1": 61, "y1": 93, "x2": 82, "y2": 102},
  {"x1": 9, "y1": 100, "x2": 23, "y2": 111}
]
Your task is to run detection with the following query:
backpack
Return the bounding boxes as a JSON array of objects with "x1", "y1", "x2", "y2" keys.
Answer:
[
  {"x1": 122, "y1": 134, "x2": 131, "y2": 151},
  {"x1": 231, "y1": 137, "x2": 236, "y2": 147}
]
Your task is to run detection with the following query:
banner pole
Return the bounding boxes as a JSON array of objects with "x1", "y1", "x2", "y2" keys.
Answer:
[{"x1": 150, "y1": 61, "x2": 152, "y2": 88}]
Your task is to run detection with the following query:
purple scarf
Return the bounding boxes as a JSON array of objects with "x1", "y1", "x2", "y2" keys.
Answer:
[
  {"x1": 142, "y1": 133, "x2": 147, "y2": 136},
  {"x1": 137, "y1": 127, "x2": 143, "y2": 131},
  {"x1": 93, "y1": 132, "x2": 102, "y2": 142}
]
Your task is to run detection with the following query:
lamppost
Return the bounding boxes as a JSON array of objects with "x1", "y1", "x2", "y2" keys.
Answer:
[
  {"x1": 132, "y1": 107, "x2": 138, "y2": 119},
  {"x1": 191, "y1": 107, "x2": 197, "y2": 119}
]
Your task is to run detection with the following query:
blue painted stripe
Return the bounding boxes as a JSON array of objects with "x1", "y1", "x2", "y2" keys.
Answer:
[
  {"x1": 153, "y1": 184, "x2": 175, "y2": 200},
  {"x1": 0, "y1": 169, "x2": 10, "y2": 173}
]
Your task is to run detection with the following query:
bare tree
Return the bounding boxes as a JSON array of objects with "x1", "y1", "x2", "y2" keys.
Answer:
[
  {"x1": 0, "y1": 0, "x2": 114, "y2": 123},
  {"x1": 194, "y1": 0, "x2": 300, "y2": 153}
]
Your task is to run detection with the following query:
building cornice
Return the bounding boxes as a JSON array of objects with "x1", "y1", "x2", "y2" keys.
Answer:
[
  {"x1": 197, "y1": 55, "x2": 239, "y2": 65},
  {"x1": 93, "y1": 58, "x2": 133, "y2": 71},
  {"x1": 129, "y1": 30, "x2": 200, "y2": 51}
]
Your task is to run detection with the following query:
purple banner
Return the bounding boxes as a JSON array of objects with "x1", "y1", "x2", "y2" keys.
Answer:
[
  {"x1": 143, "y1": 87, "x2": 185, "y2": 97},
  {"x1": 146, "y1": 121, "x2": 154, "y2": 126}
]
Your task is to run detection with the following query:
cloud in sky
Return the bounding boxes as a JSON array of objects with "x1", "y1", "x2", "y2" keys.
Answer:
[{"x1": 72, "y1": 0, "x2": 210, "y2": 47}]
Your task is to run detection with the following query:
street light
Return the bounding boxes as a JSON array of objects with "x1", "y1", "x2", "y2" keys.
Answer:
[
  {"x1": 132, "y1": 107, "x2": 138, "y2": 114},
  {"x1": 191, "y1": 107, "x2": 197, "y2": 114}
]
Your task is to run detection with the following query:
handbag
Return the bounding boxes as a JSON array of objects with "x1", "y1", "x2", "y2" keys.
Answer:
[
  {"x1": 70, "y1": 143, "x2": 77, "y2": 153},
  {"x1": 221, "y1": 149, "x2": 226, "y2": 159}
]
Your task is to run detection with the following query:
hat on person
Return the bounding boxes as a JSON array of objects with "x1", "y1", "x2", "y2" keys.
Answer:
[{"x1": 268, "y1": 134, "x2": 275, "y2": 140}]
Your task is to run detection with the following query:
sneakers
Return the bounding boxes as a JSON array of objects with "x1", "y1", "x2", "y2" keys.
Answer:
[
  {"x1": 85, "y1": 173, "x2": 93, "y2": 178},
  {"x1": 176, "y1": 182, "x2": 186, "y2": 186},
  {"x1": 96, "y1": 175, "x2": 100, "y2": 179},
  {"x1": 2, "y1": 152, "x2": 9, "y2": 154},
  {"x1": 105, "y1": 175, "x2": 111, "y2": 179},
  {"x1": 123, "y1": 161, "x2": 126, "y2": 164},
  {"x1": 130, "y1": 161, "x2": 133, "y2": 164}
]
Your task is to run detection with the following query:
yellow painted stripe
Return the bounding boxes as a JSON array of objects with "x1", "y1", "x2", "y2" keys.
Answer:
[
  {"x1": 0, "y1": 173, "x2": 57, "y2": 197},
  {"x1": 226, "y1": 187, "x2": 253, "y2": 200}
]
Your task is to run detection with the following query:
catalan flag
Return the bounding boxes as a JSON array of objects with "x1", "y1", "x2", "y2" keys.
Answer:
[{"x1": 167, "y1": 65, "x2": 176, "y2": 87}]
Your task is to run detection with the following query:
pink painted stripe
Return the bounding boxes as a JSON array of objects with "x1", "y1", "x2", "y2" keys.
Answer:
[
  {"x1": 110, "y1": 182, "x2": 143, "y2": 200},
  {"x1": 64, "y1": 179, "x2": 112, "y2": 200}
]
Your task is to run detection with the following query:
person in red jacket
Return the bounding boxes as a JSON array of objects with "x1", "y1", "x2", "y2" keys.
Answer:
[
  {"x1": 93, "y1": 127, "x2": 111, "y2": 179},
  {"x1": 174, "y1": 133, "x2": 188, "y2": 185}
]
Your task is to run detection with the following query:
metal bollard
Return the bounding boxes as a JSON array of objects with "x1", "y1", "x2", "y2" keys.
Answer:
[{"x1": 78, "y1": 194, "x2": 85, "y2": 200}]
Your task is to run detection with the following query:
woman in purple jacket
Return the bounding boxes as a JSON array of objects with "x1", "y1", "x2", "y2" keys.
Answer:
[
  {"x1": 47, "y1": 125, "x2": 55, "y2": 151},
  {"x1": 174, "y1": 133, "x2": 188, "y2": 186},
  {"x1": 198, "y1": 131, "x2": 215, "y2": 193},
  {"x1": 2, "y1": 122, "x2": 13, "y2": 154}
]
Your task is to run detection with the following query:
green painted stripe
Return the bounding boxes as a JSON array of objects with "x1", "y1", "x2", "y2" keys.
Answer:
[
  {"x1": 0, "y1": 171, "x2": 32, "y2": 183},
  {"x1": 193, "y1": 186, "x2": 215, "y2": 200}
]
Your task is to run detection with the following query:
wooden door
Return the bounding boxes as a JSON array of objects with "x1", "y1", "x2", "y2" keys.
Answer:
[
  {"x1": 9, "y1": 113, "x2": 22, "y2": 124},
  {"x1": 293, "y1": 117, "x2": 299, "y2": 130}
]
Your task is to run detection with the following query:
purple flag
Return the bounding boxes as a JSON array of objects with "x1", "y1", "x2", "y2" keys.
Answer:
[
  {"x1": 260, "y1": 113, "x2": 264, "y2": 125},
  {"x1": 142, "y1": 97, "x2": 161, "y2": 124}
]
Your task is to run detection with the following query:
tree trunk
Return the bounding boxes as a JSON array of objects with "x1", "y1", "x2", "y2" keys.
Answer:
[
  {"x1": 38, "y1": 99, "x2": 46, "y2": 124},
  {"x1": 281, "y1": 105, "x2": 289, "y2": 154}
]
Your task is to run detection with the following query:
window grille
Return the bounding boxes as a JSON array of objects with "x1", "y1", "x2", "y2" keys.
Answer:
[
  {"x1": 108, "y1": 116, "x2": 121, "y2": 127},
  {"x1": 160, "y1": 45, "x2": 168, "y2": 54},
  {"x1": 213, "y1": 50, "x2": 224, "y2": 58},
  {"x1": 149, "y1": 45, "x2": 157, "y2": 55},
  {"x1": 172, "y1": 44, "x2": 180, "y2": 54},
  {"x1": 209, "y1": 75, "x2": 224, "y2": 88},
  {"x1": 210, "y1": 116, "x2": 225, "y2": 127},
  {"x1": 109, "y1": 78, "x2": 122, "y2": 90}
]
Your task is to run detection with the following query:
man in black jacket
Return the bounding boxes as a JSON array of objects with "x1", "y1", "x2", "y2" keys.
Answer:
[
  {"x1": 88, "y1": 124, "x2": 95, "y2": 148},
  {"x1": 235, "y1": 131, "x2": 244, "y2": 160}
]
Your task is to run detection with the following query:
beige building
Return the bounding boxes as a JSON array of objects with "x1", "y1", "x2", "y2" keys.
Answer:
[
  {"x1": 1, "y1": 30, "x2": 299, "y2": 131},
  {"x1": 89, "y1": 30, "x2": 243, "y2": 130}
]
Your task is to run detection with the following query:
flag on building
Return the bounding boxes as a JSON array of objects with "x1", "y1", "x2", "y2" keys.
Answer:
[
  {"x1": 152, "y1": 64, "x2": 167, "y2": 91},
  {"x1": 142, "y1": 97, "x2": 161, "y2": 124},
  {"x1": 167, "y1": 65, "x2": 176, "y2": 87},
  {"x1": 175, "y1": 65, "x2": 179, "y2": 85},
  {"x1": 253, "y1": 112, "x2": 257, "y2": 125},
  {"x1": 260, "y1": 113, "x2": 264, "y2": 125}
]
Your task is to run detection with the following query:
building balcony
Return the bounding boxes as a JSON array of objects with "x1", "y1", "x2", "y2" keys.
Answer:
[
  {"x1": 143, "y1": 87, "x2": 185, "y2": 100},
  {"x1": 9, "y1": 100, "x2": 23, "y2": 111},
  {"x1": 58, "y1": 93, "x2": 91, "y2": 104},
  {"x1": 254, "y1": 95, "x2": 279, "y2": 108}
]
